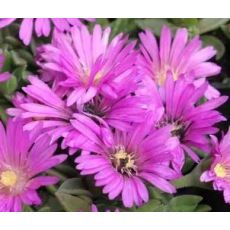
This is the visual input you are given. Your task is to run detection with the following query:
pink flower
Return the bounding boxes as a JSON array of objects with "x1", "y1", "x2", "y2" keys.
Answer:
[
  {"x1": 147, "y1": 75, "x2": 227, "y2": 171},
  {"x1": 0, "y1": 18, "x2": 95, "y2": 45},
  {"x1": 201, "y1": 128, "x2": 230, "y2": 204},
  {"x1": 75, "y1": 117, "x2": 180, "y2": 208},
  {"x1": 37, "y1": 24, "x2": 138, "y2": 105},
  {"x1": 8, "y1": 75, "x2": 148, "y2": 153},
  {"x1": 0, "y1": 119, "x2": 67, "y2": 211},
  {"x1": 138, "y1": 26, "x2": 221, "y2": 99},
  {"x1": 0, "y1": 54, "x2": 11, "y2": 83}
]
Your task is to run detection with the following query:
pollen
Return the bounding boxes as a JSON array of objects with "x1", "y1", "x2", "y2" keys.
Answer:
[
  {"x1": 157, "y1": 68, "x2": 178, "y2": 85},
  {"x1": 214, "y1": 164, "x2": 227, "y2": 178},
  {"x1": 111, "y1": 146, "x2": 137, "y2": 176},
  {"x1": 94, "y1": 71, "x2": 103, "y2": 84},
  {"x1": 0, "y1": 170, "x2": 18, "y2": 187}
]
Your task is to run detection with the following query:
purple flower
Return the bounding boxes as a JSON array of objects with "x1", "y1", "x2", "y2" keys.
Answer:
[
  {"x1": 75, "y1": 118, "x2": 180, "y2": 208},
  {"x1": 8, "y1": 75, "x2": 148, "y2": 153},
  {"x1": 0, "y1": 119, "x2": 67, "y2": 211},
  {"x1": 138, "y1": 26, "x2": 221, "y2": 99},
  {"x1": 147, "y1": 75, "x2": 227, "y2": 170},
  {"x1": 37, "y1": 24, "x2": 138, "y2": 105},
  {"x1": 201, "y1": 129, "x2": 230, "y2": 204},
  {"x1": 0, "y1": 18, "x2": 95, "y2": 45},
  {"x1": 0, "y1": 54, "x2": 11, "y2": 83}
]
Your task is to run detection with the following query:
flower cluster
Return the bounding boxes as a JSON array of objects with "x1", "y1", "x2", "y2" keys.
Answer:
[
  {"x1": 0, "y1": 119, "x2": 66, "y2": 211},
  {"x1": 0, "y1": 20, "x2": 229, "y2": 211}
]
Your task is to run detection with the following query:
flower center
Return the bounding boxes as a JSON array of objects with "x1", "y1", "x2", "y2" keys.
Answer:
[
  {"x1": 94, "y1": 71, "x2": 103, "y2": 84},
  {"x1": 0, "y1": 170, "x2": 18, "y2": 187},
  {"x1": 111, "y1": 146, "x2": 137, "y2": 176},
  {"x1": 155, "y1": 118, "x2": 185, "y2": 140},
  {"x1": 214, "y1": 163, "x2": 227, "y2": 178},
  {"x1": 171, "y1": 123, "x2": 184, "y2": 138},
  {"x1": 83, "y1": 96, "x2": 109, "y2": 118},
  {"x1": 157, "y1": 68, "x2": 178, "y2": 85}
]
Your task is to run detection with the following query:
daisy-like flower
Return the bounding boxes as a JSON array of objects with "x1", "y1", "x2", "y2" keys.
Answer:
[
  {"x1": 201, "y1": 129, "x2": 230, "y2": 204},
  {"x1": 0, "y1": 54, "x2": 11, "y2": 83},
  {"x1": 75, "y1": 117, "x2": 180, "y2": 208},
  {"x1": 8, "y1": 75, "x2": 148, "y2": 153},
  {"x1": 147, "y1": 74, "x2": 227, "y2": 170},
  {"x1": 37, "y1": 24, "x2": 138, "y2": 105},
  {"x1": 138, "y1": 26, "x2": 221, "y2": 98},
  {"x1": 0, "y1": 119, "x2": 67, "y2": 211},
  {"x1": 0, "y1": 18, "x2": 95, "y2": 45}
]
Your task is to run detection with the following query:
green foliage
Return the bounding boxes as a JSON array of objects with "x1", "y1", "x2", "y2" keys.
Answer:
[
  {"x1": 55, "y1": 178, "x2": 92, "y2": 212},
  {"x1": 198, "y1": 18, "x2": 229, "y2": 34},
  {"x1": 202, "y1": 35, "x2": 225, "y2": 60},
  {"x1": 173, "y1": 158, "x2": 212, "y2": 190},
  {"x1": 135, "y1": 18, "x2": 177, "y2": 36},
  {"x1": 132, "y1": 187, "x2": 211, "y2": 212}
]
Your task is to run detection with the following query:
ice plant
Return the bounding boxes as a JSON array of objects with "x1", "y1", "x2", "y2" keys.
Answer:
[
  {"x1": 8, "y1": 75, "x2": 148, "y2": 153},
  {"x1": 201, "y1": 128, "x2": 230, "y2": 203},
  {"x1": 0, "y1": 119, "x2": 67, "y2": 211},
  {"x1": 0, "y1": 18, "x2": 95, "y2": 45},
  {"x1": 147, "y1": 75, "x2": 227, "y2": 170},
  {"x1": 138, "y1": 26, "x2": 221, "y2": 98},
  {"x1": 37, "y1": 24, "x2": 138, "y2": 105},
  {"x1": 75, "y1": 117, "x2": 180, "y2": 208},
  {"x1": 0, "y1": 54, "x2": 11, "y2": 82}
]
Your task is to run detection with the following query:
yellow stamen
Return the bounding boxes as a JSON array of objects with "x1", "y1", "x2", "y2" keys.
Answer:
[
  {"x1": 157, "y1": 68, "x2": 178, "y2": 85},
  {"x1": 94, "y1": 71, "x2": 103, "y2": 84},
  {"x1": 112, "y1": 147, "x2": 137, "y2": 176},
  {"x1": 214, "y1": 164, "x2": 227, "y2": 178},
  {"x1": 0, "y1": 170, "x2": 17, "y2": 187}
]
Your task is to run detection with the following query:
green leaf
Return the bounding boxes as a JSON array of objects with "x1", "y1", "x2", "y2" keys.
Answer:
[
  {"x1": 37, "y1": 206, "x2": 51, "y2": 212},
  {"x1": 198, "y1": 18, "x2": 229, "y2": 34},
  {"x1": 55, "y1": 192, "x2": 91, "y2": 212},
  {"x1": 10, "y1": 50, "x2": 27, "y2": 66},
  {"x1": 23, "y1": 205, "x2": 34, "y2": 212},
  {"x1": 148, "y1": 187, "x2": 171, "y2": 203},
  {"x1": 135, "y1": 19, "x2": 177, "y2": 36},
  {"x1": 173, "y1": 158, "x2": 211, "y2": 189},
  {"x1": 166, "y1": 195, "x2": 203, "y2": 212},
  {"x1": 0, "y1": 50, "x2": 13, "y2": 72},
  {"x1": 133, "y1": 199, "x2": 164, "y2": 212},
  {"x1": 111, "y1": 19, "x2": 137, "y2": 37},
  {"x1": 195, "y1": 204, "x2": 211, "y2": 212},
  {"x1": 0, "y1": 104, "x2": 9, "y2": 122},
  {"x1": 5, "y1": 36, "x2": 21, "y2": 46},
  {"x1": 57, "y1": 178, "x2": 93, "y2": 197},
  {"x1": 0, "y1": 75, "x2": 17, "y2": 95},
  {"x1": 55, "y1": 178, "x2": 93, "y2": 211},
  {"x1": 202, "y1": 35, "x2": 225, "y2": 60},
  {"x1": 171, "y1": 18, "x2": 199, "y2": 27},
  {"x1": 96, "y1": 18, "x2": 110, "y2": 27},
  {"x1": 221, "y1": 23, "x2": 230, "y2": 39},
  {"x1": 55, "y1": 164, "x2": 79, "y2": 178}
]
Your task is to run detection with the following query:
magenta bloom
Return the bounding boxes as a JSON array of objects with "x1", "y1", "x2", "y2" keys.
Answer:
[
  {"x1": 138, "y1": 26, "x2": 221, "y2": 98},
  {"x1": 0, "y1": 18, "x2": 95, "y2": 45},
  {"x1": 8, "y1": 75, "x2": 148, "y2": 153},
  {"x1": 147, "y1": 75, "x2": 227, "y2": 170},
  {"x1": 201, "y1": 129, "x2": 230, "y2": 204},
  {"x1": 75, "y1": 118, "x2": 180, "y2": 208},
  {"x1": 37, "y1": 24, "x2": 138, "y2": 105},
  {"x1": 0, "y1": 54, "x2": 11, "y2": 83},
  {"x1": 0, "y1": 119, "x2": 67, "y2": 211}
]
